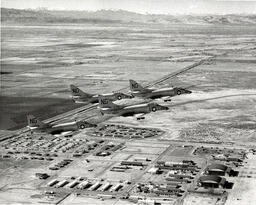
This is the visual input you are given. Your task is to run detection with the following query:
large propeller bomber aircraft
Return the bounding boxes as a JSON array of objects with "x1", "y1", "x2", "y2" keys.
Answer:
[
  {"x1": 70, "y1": 84, "x2": 132, "y2": 104},
  {"x1": 129, "y1": 79, "x2": 192, "y2": 101},
  {"x1": 98, "y1": 95, "x2": 169, "y2": 120},
  {"x1": 27, "y1": 114, "x2": 96, "y2": 137}
]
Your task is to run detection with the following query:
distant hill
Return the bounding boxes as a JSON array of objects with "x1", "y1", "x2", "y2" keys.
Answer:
[
  {"x1": 1, "y1": 8, "x2": 256, "y2": 25},
  {"x1": 1, "y1": 8, "x2": 121, "y2": 24}
]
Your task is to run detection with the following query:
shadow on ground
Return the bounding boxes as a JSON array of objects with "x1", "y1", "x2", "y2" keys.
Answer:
[{"x1": 0, "y1": 96, "x2": 83, "y2": 130}]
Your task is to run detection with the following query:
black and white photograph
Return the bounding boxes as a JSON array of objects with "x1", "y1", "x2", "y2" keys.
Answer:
[{"x1": 0, "y1": 0, "x2": 256, "y2": 204}]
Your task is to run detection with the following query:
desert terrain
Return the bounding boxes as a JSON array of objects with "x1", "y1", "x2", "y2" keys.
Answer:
[{"x1": 0, "y1": 8, "x2": 256, "y2": 205}]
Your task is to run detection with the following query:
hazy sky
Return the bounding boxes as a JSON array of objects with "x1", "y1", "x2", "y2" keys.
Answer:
[{"x1": 2, "y1": 0, "x2": 256, "y2": 14}]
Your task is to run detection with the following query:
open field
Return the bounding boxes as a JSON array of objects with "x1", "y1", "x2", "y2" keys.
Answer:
[
  {"x1": 1, "y1": 22, "x2": 256, "y2": 130},
  {"x1": 1, "y1": 9, "x2": 256, "y2": 205}
]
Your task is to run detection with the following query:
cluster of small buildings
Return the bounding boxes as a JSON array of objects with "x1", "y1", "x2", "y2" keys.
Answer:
[
  {"x1": 1, "y1": 133, "x2": 110, "y2": 160},
  {"x1": 49, "y1": 159, "x2": 73, "y2": 170},
  {"x1": 1, "y1": 150, "x2": 56, "y2": 161},
  {"x1": 95, "y1": 142, "x2": 124, "y2": 157},
  {"x1": 1, "y1": 135, "x2": 93, "y2": 157},
  {"x1": 193, "y1": 146, "x2": 246, "y2": 164},
  {"x1": 146, "y1": 160, "x2": 200, "y2": 189},
  {"x1": 135, "y1": 182, "x2": 184, "y2": 197},
  {"x1": 110, "y1": 160, "x2": 147, "y2": 172},
  {"x1": 131, "y1": 160, "x2": 200, "y2": 198},
  {"x1": 90, "y1": 124, "x2": 163, "y2": 139},
  {"x1": 73, "y1": 139, "x2": 104, "y2": 157},
  {"x1": 156, "y1": 160, "x2": 200, "y2": 175},
  {"x1": 51, "y1": 139, "x2": 81, "y2": 153},
  {"x1": 46, "y1": 177, "x2": 125, "y2": 192}
]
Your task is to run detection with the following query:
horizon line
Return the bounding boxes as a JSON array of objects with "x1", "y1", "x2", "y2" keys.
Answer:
[{"x1": 1, "y1": 7, "x2": 256, "y2": 15}]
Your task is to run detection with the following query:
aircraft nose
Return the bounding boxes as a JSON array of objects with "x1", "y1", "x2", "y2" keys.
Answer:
[
  {"x1": 183, "y1": 89, "x2": 192, "y2": 94},
  {"x1": 160, "y1": 105, "x2": 169, "y2": 110},
  {"x1": 89, "y1": 123, "x2": 97, "y2": 127}
]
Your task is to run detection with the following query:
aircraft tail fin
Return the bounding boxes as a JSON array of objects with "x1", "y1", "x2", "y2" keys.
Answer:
[
  {"x1": 98, "y1": 95, "x2": 119, "y2": 109},
  {"x1": 27, "y1": 114, "x2": 46, "y2": 128},
  {"x1": 129, "y1": 79, "x2": 146, "y2": 92},
  {"x1": 70, "y1": 84, "x2": 92, "y2": 98}
]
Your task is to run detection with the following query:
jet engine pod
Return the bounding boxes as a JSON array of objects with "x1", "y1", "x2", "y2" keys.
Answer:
[
  {"x1": 80, "y1": 124, "x2": 86, "y2": 129},
  {"x1": 117, "y1": 95, "x2": 122, "y2": 100},
  {"x1": 177, "y1": 89, "x2": 182, "y2": 95},
  {"x1": 152, "y1": 107, "x2": 157, "y2": 112}
]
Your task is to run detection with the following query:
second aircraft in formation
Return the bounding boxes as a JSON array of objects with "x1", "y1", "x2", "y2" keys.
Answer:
[{"x1": 70, "y1": 84, "x2": 132, "y2": 104}]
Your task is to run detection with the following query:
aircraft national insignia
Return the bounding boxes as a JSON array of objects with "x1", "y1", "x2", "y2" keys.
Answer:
[{"x1": 72, "y1": 88, "x2": 79, "y2": 93}]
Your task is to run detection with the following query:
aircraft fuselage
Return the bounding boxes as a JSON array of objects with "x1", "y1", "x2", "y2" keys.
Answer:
[
  {"x1": 131, "y1": 87, "x2": 191, "y2": 99},
  {"x1": 100, "y1": 103, "x2": 169, "y2": 117},
  {"x1": 29, "y1": 121, "x2": 95, "y2": 135},
  {"x1": 73, "y1": 93, "x2": 132, "y2": 104}
]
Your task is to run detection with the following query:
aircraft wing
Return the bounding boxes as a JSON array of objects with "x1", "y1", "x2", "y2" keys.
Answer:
[
  {"x1": 53, "y1": 131, "x2": 74, "y2": 137},
  {"x1": 147, "y1": 59, "x2": 207, "y2": 87},
  {"x1": 73, "y1": 100, "x2": 87, "y2": 104},
  {"x1": 130, "y1": 91, "x2": 141, "y2": 95},
  {"x1": 27, "y1": 126, "x2": 38, "y2": 130}
]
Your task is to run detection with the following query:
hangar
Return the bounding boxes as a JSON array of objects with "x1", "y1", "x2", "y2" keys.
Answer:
[
  {"x1": 198, "y1": 175, "x2": 226, "y2": 188},
  {"x1": 205, "y1": 163, "x2": 231, "y2": 176}
]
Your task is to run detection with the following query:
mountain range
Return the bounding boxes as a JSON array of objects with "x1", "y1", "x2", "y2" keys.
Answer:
[{"x1": 1, "y1": 8, "x2": 256, "y2": 25}]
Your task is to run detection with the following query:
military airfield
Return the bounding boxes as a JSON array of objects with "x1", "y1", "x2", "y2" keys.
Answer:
[{"x1": 1, "y1": 7, "x2": 256, "y2": 205}]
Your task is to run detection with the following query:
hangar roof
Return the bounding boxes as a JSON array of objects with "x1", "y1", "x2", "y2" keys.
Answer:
[
  {"x1": 199, "y1": 175, "x2": 226, "y2": 185},
  {"x1": 206, "y1": 163, "x2": 229, "y2": 173}
]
